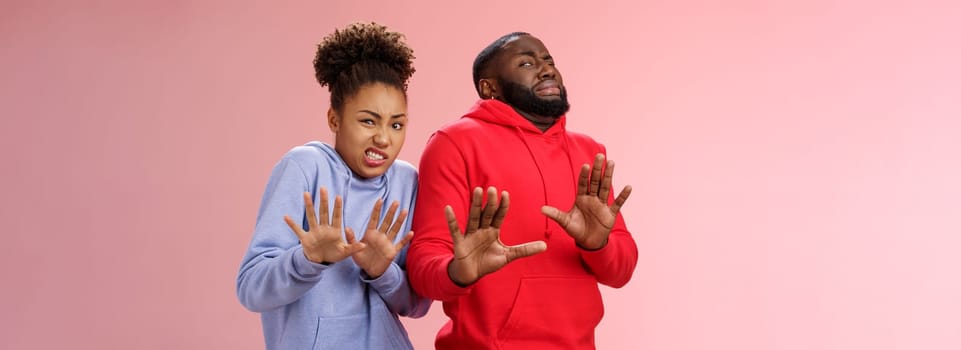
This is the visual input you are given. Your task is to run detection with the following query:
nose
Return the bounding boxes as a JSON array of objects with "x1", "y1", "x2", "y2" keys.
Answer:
[
  {"x1": 539, "y1": 62, "x2": 557, "y2": 79},
  {"x1": 372, "y1": 128, "x2": 389, "y2": 147}
]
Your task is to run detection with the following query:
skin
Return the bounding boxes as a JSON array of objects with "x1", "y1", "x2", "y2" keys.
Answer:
[
  {"x1": 284, "y1": 82, "x2": 414, "y2": 278},
  {"x1": 478, "y1": 35, "x2": 564, "y2": 132},
  {"x1": 445, "y1": 35, "x2": 634, "y2": 286},
  {"x1": 328, "y1": 82, "x2": 408, "y2": 179}
]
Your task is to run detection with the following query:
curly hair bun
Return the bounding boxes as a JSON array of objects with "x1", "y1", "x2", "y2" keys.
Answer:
[{"x1": 313, "y1": 22, "x2": 415, "y2": 90}]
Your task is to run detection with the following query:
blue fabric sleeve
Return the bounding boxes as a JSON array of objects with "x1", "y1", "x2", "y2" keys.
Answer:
[{"x1": 236, "y1": 156, "x2": 330, "y2": 312}]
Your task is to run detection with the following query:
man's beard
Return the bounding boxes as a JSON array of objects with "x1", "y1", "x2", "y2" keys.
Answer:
[{"x1": 499, "y1": 80, "x2": 570, "y2": 118}]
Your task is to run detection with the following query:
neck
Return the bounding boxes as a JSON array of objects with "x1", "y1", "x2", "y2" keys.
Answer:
[{"x1": 514, "y1": 108, "x2": 557, "y2": 132}]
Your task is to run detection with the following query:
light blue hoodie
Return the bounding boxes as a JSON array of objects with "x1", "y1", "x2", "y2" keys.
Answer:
[{"x1": 237, "y1": 142, "x2": 431, "y2": 349}]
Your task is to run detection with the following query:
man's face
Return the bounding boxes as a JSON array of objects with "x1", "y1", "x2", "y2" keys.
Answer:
[{"x1": 491, "y1": 35, "x2": 570, "y2": 118}]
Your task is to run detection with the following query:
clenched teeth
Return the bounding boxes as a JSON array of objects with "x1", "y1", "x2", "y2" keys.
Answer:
[{"x1": 366, "y1": 151, "x2": 384, "y2": 160}]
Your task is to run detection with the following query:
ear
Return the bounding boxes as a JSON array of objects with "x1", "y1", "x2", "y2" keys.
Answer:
[
  {"x1": 327, "y1": 108, "x2": 339, "y2": 133},
  {"x1": 479, "y1": 78, "x2": 499, "y2": 100}
]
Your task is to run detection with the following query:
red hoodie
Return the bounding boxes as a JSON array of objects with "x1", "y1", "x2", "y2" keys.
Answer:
[{"x1": 408, "y1": 99, "x2": 638, "y2": 350}]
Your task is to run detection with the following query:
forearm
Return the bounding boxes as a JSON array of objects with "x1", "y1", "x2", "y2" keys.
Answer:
[
  {"x1": 407, "y1": 243, "x2": 473, "y2": 301},
  {"x1": 236, "y1": 245, "x2": 330, "y2": 312},
  {"x1": 363, "y1": 262, "x2": 432, "y2": 318},
  {"x1": 579, "y1": 228, "x2": 638, "y2": 288}
]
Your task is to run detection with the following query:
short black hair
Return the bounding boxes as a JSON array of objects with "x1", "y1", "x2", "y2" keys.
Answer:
[
  {"x1": 472, "y1": 32, "x2": 529, "y2": 96},
  {"x1": 313, "y1": 22, "x2": 415, "y2": 112}
]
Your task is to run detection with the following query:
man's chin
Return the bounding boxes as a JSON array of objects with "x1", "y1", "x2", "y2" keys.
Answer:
[{"x1": 535, "y1": 94, "x2": 563, "y2": 101}]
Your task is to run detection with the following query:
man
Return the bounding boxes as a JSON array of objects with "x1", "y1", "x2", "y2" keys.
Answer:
[{"x1": 407, "y1": 32, "x2": 637, "y2": 349}]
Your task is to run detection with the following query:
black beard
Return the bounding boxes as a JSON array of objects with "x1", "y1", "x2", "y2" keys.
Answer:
[{"x1": 499, "y1": 80, "x2": 570, "y2": 118}]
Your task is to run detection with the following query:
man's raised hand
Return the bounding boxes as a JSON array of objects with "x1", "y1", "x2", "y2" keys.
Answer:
[{"x1": 447, "y1": 187, "x2": 547, "y2": 286}]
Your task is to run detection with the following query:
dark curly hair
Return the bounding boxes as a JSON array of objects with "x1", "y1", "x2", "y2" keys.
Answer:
[{"x1": 313, "y1": 22, "x2": 415, "y2": 113}]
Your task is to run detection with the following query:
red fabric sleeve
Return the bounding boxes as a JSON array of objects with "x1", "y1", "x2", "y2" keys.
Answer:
[
  {"x1": 407, "y1": 132, "x2": 475, "y2": 301},
  {"x1": 579, "y1": 212, "x2": 637, "y2": 288},
  {"x1": 577, "y1": 146, "x2": 638, "y2": 288}
]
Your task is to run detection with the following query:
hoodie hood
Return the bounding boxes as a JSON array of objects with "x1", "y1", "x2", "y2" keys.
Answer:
[{"x1": 463, "y1": 99, "x2": 567, "y2": 136}]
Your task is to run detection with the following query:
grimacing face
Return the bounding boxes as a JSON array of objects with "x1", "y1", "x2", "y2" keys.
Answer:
[
  {"x1": 328, "y1": 82, "x2": 407, "y2": 179},
  {"x1": 486, "y1": 35, "x2": 570, "y2": 119}
]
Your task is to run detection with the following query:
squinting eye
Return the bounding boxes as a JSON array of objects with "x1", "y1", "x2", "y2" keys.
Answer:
[
  {"x1": 520, "y1": 62, "x2": 533, "y2": 67},
  {"x1": 361, "y1": 119, "x2": 375, "y2": 125},
  {"x1": 392, "y1": 123, "x2": 404, "y2": 130}
]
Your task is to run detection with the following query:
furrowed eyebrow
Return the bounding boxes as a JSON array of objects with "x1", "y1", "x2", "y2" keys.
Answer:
[
  {"x1": 360, "y1": 110, "x2": 407, "y2": 119},
  {"x1": 516, "y1": 50, "x2": 536, "y2": 58},
  {"x1": 358, "y1": 110, "x2": 382, "y2": 119}
]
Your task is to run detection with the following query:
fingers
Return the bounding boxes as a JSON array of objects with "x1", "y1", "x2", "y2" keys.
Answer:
[
  {"x1": 394, "y1": 231, "x2": 414, "y2": 251},
  {"x1": 576, "y1": 164, "x2": 590, "y2": 196},
  {"x1": 387, "y1": 208, "x2": 408, "y2": 242},
  {"x1": 466, "y1": 187, "x2": 483, "y2": 233},
  {"x1": 343, "y1": 227, "x2": 366, "y2": 254},
  {"x1": 610, "y1": 185, "x2": 633, "y2": 215},
  {"x1": 284, "y1": 215, "x2": 306, "y2": 241},
  {"x1": 598, "y1": 160, "x2": 614, "y2": 202},
  {"x1": 318, "y1": 187, "x2": 330, "y2": 225},
  {"x1": 379, "y1": 200, "x2": 399, "y2": 233},
  {"x1": 331, "y1": 195, "x2": 343, "y2": 229},
  {"x1": 490, "y1": 191, "x2": 510, "y2": 228},
  {"x1": 304, "y1": 191, "x2": 319, "y2": 230},
  {"x1": 445, "y1": 205, "x2": 463, "y2": 245},
  {"x1": 540, "y1": 205, "x2": 569, "y2": 228},
  {"x1": 479, "y1": 187, "x2": 498, "y2": 229},
  {"x1": 505, "y1": 240, "x2": 547, "y2": 262},
  {"x1": 367, "y1": 199, "x2": 384, "y2": 232},
  {"x1": 344, "y1": 227, "x2": 358, "y2": 244},
  {"x1": 589, "y1": 154, "x2": 604, "y2": 196}
]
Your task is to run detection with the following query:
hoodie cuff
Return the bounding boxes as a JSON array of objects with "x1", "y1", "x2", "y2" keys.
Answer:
[
  {"x1": 578, "y1": 239, "x2": 617, "y2": 270},
  {"x1": 291, "y1": 245, "x2": 331, "y2": 278},
  {"x1": 361, "y1": 262, "x2": 403, "y2": 295}
]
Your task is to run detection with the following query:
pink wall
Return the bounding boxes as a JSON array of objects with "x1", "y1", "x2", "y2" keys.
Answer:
[{"x1": 2, "y1": 1, "x2": 959, "y2": 349}]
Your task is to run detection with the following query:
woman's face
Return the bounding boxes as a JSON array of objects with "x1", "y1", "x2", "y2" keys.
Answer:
[{"x1": 328, "y1": 82, "x2": 408, "y2": 179}]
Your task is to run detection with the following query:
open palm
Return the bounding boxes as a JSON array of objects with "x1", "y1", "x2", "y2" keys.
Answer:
[
  {"x1": 447, "y1": 187, "x2": 546, "y2": 286},
  {"x1": 284, "y1": 188, "x2": 365, "y2": 264},
  {"x1": 541, "y1": 154, "x2": 632, "y2": 250},
  {"x1": 350, "y1": 199, "x2": 413, "y2": 279}
]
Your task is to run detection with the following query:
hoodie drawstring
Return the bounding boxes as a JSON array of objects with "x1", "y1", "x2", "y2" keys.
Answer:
[{"x1": 514, "y1": 126, "x2": 553, "y2": 239}]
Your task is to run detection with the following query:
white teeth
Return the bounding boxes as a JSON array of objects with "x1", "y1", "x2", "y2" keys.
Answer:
[{"x1": 365, "y1": 151, "x2": 384, "y2": 160}]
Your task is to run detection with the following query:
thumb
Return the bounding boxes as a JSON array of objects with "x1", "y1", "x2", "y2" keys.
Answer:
[
  {"x1": 540, "y1": 206, "x2": 569, "y2": 228},
  {"x1": 506, "y1": 240, "x2": 548, "y2": 262}
]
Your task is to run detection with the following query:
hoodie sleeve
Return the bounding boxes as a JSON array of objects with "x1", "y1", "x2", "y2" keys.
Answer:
[
  {"x1": 361, "y1": 247, "x2": 432, "y2": 317},
  {"x1": 578, "y1": 147, "x2": 638, "y2": 288},
  {"x1": 407, "y1": 132, "x2": 476, "y2": 301},
  {"x1": 579, "y1": 212, "x2": 637, "y2": 288},
  {"x1": 362, "y1": 175, "x2": 432, "y2": 318},
  {"x1": 236, "y1": 155, "x2": 331, "y2": 312}
]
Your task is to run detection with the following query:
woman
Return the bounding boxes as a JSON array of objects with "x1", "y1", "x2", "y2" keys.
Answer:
[{"x1": 236, "y1": 22, "x2": 430, "y2": 349}]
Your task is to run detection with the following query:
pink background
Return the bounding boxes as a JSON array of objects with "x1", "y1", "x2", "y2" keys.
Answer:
[{"x1": 2, "y1": 1, "x2": 959, "y2": 349}]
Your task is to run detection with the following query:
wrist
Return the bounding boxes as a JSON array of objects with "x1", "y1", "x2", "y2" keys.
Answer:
[
  {"x1": 361, "y1": 270, "x2": 382, "y2": 280},
  {"x1": 303, "y1": 250, "x2": 331, "y2": 265},
  {"x1": 446, "y1": 260, "x2": 474, "y2": 287},
  {"x1": 577, "y1": 237, "x2": 608, "y2": 251},
  {"x1": 361, "y1": 266, "x2": 385, "y2": 280}
]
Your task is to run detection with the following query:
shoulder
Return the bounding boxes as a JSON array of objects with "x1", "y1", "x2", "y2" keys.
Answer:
[
  {"x1": 435, "y1": 117, "x2": 492, "y2": 137},
  {"x1": 271, "y1": 142, "x2": 339, "y2": 180},
  {"x1": 565, "y1": 130, "x2": 606, "y2": 153},
  {"x1": 277, "y1": 141, "x2": 343, "y2": 169},
  {"x1": 282, "y1": 141, "x2": 326, "y2": 162}
]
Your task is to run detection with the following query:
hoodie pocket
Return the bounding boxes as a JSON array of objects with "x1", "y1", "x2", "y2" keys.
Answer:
[
  {"x1": 497, "y1": 276, "x2": 604, "y2": 346},
  {"x1": 312, "y1": 314, "x2": 365, "y2": 349}
]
